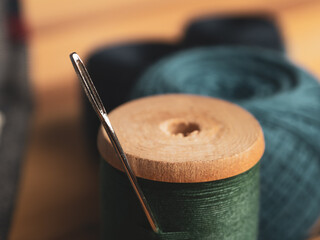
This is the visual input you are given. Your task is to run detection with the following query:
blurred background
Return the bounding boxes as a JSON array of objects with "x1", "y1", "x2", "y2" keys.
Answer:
[{"x1": 0, "y1": 0, "x2": 320, "y2": 239}]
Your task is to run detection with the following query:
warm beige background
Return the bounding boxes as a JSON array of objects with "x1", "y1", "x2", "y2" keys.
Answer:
[{"x1": 9, "y1": 0, "x2": 320, "y2": 239}]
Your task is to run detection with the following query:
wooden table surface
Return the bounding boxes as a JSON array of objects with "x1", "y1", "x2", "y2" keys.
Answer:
[{"x1": 8, "y1": 0, "x2": 320, "y2": 239}]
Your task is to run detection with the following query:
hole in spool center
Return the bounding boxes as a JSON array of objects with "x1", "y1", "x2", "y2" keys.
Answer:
[{"x1": 160, "y1": 119, "x2": 200, "y2": 137}]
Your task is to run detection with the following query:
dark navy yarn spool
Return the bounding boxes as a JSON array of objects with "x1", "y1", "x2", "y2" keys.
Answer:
[
  {"x1": 130, "y1": 46, "x2": 320, "y2": 240},
  {"x1": 182, "y1": 15, "x2": 285, "y2": 52},
  {"x1": 87, "y1": 42, "x2": 176, "y2": 112}
]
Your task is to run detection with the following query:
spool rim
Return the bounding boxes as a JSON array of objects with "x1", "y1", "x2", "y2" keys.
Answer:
[{"x1": 98, "y1": 94, "x2": 265, "y2": 183}]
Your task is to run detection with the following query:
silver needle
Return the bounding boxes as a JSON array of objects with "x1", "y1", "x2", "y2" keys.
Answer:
[{"x1": 69, "y1": 52, "x2": 159, "y2": 233}]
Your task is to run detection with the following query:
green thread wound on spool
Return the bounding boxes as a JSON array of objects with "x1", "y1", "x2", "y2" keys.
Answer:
[
  {"x1": 100, "y1": 159, "x2": 260, "y2": 240},
  {"x1": 98, "y1": 94, "x2": 264, "y2": 239}
]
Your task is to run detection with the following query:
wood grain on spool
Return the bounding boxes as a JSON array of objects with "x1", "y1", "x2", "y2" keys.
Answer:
[{"x1": 98, "y1": 94, "x2": 264, "y2": 183}]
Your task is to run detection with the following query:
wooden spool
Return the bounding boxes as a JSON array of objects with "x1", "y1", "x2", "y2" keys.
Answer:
[{"x1": 98, "y1": 94, "x2": 265, "y2": 183}]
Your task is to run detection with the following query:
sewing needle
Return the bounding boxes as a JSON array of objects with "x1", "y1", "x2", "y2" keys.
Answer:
[{"x1": 69, "y1": 52, "x2": 159, "y2": 233}]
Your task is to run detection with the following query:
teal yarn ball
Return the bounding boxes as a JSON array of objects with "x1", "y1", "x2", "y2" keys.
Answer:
[{"x1": 130, "y1": 47, "x2": 320, "y2": 240}]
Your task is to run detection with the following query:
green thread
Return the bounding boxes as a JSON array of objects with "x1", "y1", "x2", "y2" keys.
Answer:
[{"x1": 100, "y1": 159, "x2": 260, "y2": 240}]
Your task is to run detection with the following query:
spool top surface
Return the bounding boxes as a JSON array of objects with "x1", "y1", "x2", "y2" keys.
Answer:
[{"x1": 98, "y1": 94, "x2": 264, "y2": 183}]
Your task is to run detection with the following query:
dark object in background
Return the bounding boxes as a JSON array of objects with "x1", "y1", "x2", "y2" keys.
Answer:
[
  {"x1": 87, "y1": 42, "x2": 176, "y2": 113},
  {"x1": 183, "y1": 15, "x2": 285, "y2": 51},
  {"x1": 85, "y1": 15, "x2": 284, "y2": 152},
  {"x1": 0, "y1": 0, "x2": 31, "y2": 239}
]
